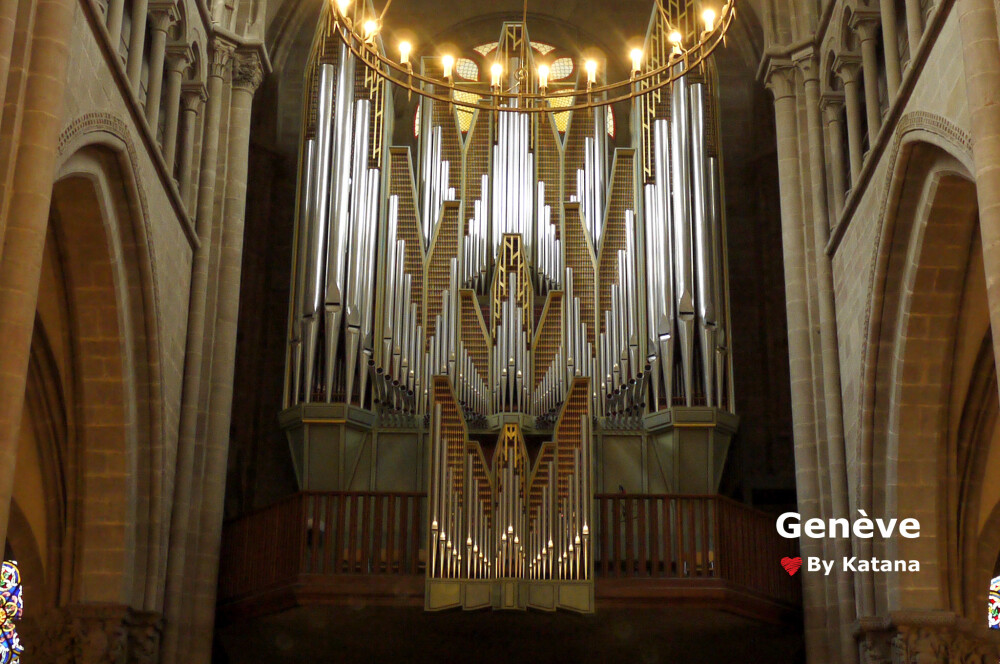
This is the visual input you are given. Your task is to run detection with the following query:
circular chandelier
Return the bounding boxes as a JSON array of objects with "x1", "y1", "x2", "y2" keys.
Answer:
[{"x1": 329, "y1": 0, "x2": 737, "y2": 113}]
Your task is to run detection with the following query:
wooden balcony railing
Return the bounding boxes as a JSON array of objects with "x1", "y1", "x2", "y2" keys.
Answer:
[
  {"x1": 219, "y1": 491, "x2": 427, "y2": 603},
  {"x1": 219, "y1": 492, "x2": 798, "y2": 613},
  {"x1": 593, "y1": 494, "x2": 800, "y2": 604}
]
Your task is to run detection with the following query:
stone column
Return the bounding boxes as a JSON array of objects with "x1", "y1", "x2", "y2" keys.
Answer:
[
  {"x1": 160, "y1": 37, "x2": 235, "y2": 664},
  {"x1": 126, "y1": 0, "x2": 150, "y2": 90},
  {"x1": 105, "y1": 0, "x2": 126, "y2": 57},
  {"x1": 177, "y1": 84, "x2": 204, "y2": 207},
  {"x1": 192, "y1": 48, "x2": 264, "y2": 662},
  {"x1": 905, "y1": 0, "x2": 923, "y2": 60},
  {"x1": 0, "y1": 0, "x2": 76, "y2": 547},
  {"x1": 822, "y1": 94, "x2": 847, "y2": 219},
  {"x1": 765, "y1": 60, "x2": 829, "y2": 664},
  {"x1": 835, "y1": 57, "x2": 864, "y2": 184},
  {"x1": 796, "y1": 50, "x2": 858, "y2": 664},
  {"x1": 0, "y1": 0, "x2": 18, "y2": 115},
  {"x1": 879, "y1": 0, "x2": 902, "y2": 98},
  {"x1": 143, "y1": 6, "x2": 175, "y2": 133},
  {"x1": 855, "y1": 16, "x2": 883, "y2": 139},
  {"x1": 957, "y1": 0, "x2": 1000, "y2": 396},
  {"x1": 160, "y1": 47, "x2": 190, "y2": 171}
]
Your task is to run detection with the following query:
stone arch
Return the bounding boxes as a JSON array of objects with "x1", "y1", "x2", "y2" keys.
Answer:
[
  {"x1": 861, "y1": 136, "x2": 979, "y2": 613},
  {"x1": 21, "y1": 311, "x2": 74, "y2": 609},
  {"x1": 47, "y1": 131, "x2": 164, "y2": 612},
  {"x1": 953, "y1": 329, "x2": 999, "y2": 620}
]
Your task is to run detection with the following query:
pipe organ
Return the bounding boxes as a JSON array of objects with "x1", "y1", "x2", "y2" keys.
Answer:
[{"x1": 283, "y1": 3, "x2": 738, "y2": 613}]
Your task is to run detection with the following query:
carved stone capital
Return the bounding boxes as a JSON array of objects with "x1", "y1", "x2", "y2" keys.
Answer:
[
  {"x1": 833, "y1": 53, "x2": 863, "y2": 85},
  {"x1": 855, "y1": 612, "x2": 1000, "y2": 664},
  {"x1": 764, "y1": 59, "x2": 798, "y2": 101},
  {"x1": 821, "y1": 92, "x2": 846, "y2": 118},
  {"x1": 850, "y1": 9, "x2": 882, "y2": 42},
  {"x1": 791, "y1": 46, "x2": 820, "y2": 83},
  {"x1": 17, "y1": 604, "x2": 163, "y2": 664},
  {"x1": 181, "y1": 82, "x2": 207, "y2": 112},
  {"x1": 147, "y1": 3, "x2": 179, "y2": 32},
  {"x1": 232, "y1": 50, "x2": 264, "y2": 93},
  {"x1": 209, "y1": 37, "x2": 237, "y2": 79},
  {"x1": 165, "y1": 44, "x2": 192, "y2": 75}
]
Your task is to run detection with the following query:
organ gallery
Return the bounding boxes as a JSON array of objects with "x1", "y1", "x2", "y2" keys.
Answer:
[{"x1": 281, "y1": 0, "x2": 738, "y2": 612}]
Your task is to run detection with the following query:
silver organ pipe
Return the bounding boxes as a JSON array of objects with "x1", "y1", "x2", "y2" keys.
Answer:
[
  {"x1": 670, "y1": 71, "x2": 696, "y2": 407},
  {"x1": 689, "y1": 83, "x2": 717, "y2": 408},
  {"x1": 301, "y1": 65, "x2": 336, "y2": 402},
  {"x1": 323, "y1": 45, "x2": 357, "y2": 402},
  {"x1": 343, "y1": 99, "x2": 372, "y2": 406},
  {"x1": 290, "y1": 137, "x2": 317, "y2": 405}
]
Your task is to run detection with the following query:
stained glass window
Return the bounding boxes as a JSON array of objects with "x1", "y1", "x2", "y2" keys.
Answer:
[
  {"x1": 473, "y1": 42, "x2": 498, "y2": 56},
  {"x1": 547, "y1": 95, "x2": 573, "y2": 133},
  {"x1": 990, "y1": 575, "x2": 1000, "y2": 629},
  {"x1": 456, "y1": 58, "x2": 479, "y2": 81},
  {"x1": 550, "y1": 57, "x2": 574, "y2": 81},
  {"x1": 0, "y1": 560, "x2": 23, "y2": 664},
  {"x1": 453, "y1": 91, "x2": 479, "y2": 133}
]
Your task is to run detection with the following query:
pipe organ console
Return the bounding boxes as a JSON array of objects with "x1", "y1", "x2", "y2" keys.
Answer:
[{"x1": 282, "y1": 2, "x2": 738, "y2": 613}]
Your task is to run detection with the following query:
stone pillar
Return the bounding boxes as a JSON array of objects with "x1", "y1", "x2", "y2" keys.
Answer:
[
  {"x1": 143, "y1": 6, "x2": 175, "y2": 134},
  {"x1": 0, "y1": 0, "x2": 75, "y2": 546},
  {"x1": 105, "y1": 0, "x2": 126, "y2": 58},
  {"x1": 160, "y1": 47, "x2": 190, "y2": 171},
  {"x1": 836, "y1": 57, "x2": 864, "y2": 184},
  {"x1": 879, "y1": 0, "x2": 902, "y2": 98},
  {"x1": 177, "y1": 84, "x2": 204, "y2": 206},
  {"x1": 822, "y1": 94, "x2": 847, "y2": 219},
  {"x1": 905, "y1": 0, "x2": 923, "y2": 60},
  {"x1": 159, "y1": 37, "x2": 235, "y2": 664},
  {"x1": 0, "y1": 0, "x2": 18, "y2": 115},
  {"x1": 192, "y1": 48, "x2": 264, "y2": 662},
  {"x1": 796, "y1": 50, "x2": 858, "y2": 664},
  {"x1": 855, "y1": 17, "x2": 883, "y2": 139},
  {"x1": 765, "y1": 61, "x2": 829, "y2": 664},
  {"x1": 126, "y1": 0, "x2": 150, "y2": 90},
  {"x1": 957, "y1": 0, "x2": 1000, "y2": 398}
]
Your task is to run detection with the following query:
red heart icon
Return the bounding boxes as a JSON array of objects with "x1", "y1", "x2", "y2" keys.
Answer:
[{"x1": 781, "y1": 556, "x2": 802, "y2": 576}]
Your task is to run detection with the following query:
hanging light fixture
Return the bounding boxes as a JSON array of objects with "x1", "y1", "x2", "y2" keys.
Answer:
[{"x1": 328, "y1": 0, "x2": 737, "y2": 113}]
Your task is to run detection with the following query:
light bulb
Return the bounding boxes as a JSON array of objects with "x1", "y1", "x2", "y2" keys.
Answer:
[
  {"x1": 630, "y1": 48, "x2": 643, "y2": 73},
  {"x1": 585, "y1": 59, "x2": 597, "y2": 85},
  {"x1": 491, "y1": 62, "x2": 503, "y2": 87},
  {"x1": 399, "y1": 41, "x2": 412, "y2": 65},
  {"x1": 669, "y1": 30, "x2": 683, "y2": 54},
  {"x1": 538, "y1": 64, "x2": 550, "y2": 90},
  {"x1": 703, "y1": 8, "x2": 717, "y2": 31},
  {"x1": 335, "y1": 0, "x2": 350, "y2": 13},
  {"x1": 442, "y1": 54, "x2": 454, "y2": 79},
  {"x1": 363, "y1": 19, "x2": 378, "y2": 39}
]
